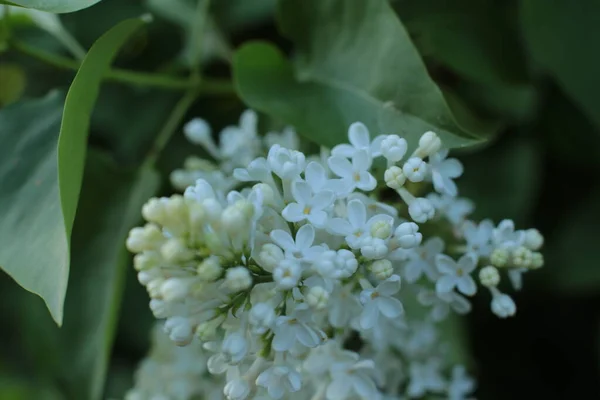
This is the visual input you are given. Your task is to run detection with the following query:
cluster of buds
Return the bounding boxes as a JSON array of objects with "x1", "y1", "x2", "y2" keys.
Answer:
[{"x1": 126, "y1": 112, "x2": 544, "y2": 400}]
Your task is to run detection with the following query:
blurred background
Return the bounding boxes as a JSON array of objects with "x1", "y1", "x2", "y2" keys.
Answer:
[{"x1": 1, "y1": 0, "x2": 599, "y2": 399}]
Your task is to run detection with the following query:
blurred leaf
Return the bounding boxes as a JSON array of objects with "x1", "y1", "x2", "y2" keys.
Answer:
[
  {"x1": 549, "y1": 187, "x2": 600, "y2": 293},
  {"x1": 458, "y1": 136, "x2": 541, "y2": 224},
  {"x1": 397, "y1": 0, "x2": 536, "y2": 122},
  {"x1": 1, "y1": 0, "x2": 102, "y2": 13},
  {"x1": 212, "y1": 0, "x2": 276, "y2": 33},
  {"x1": 0, "y1": 62, "x2": 26, "y2": 105},
  {"x1": 59, "y1": 152, "x2": 159, "y2": 400},
  {"x1": 1, "y1": 5, "x2": 85, "y2": 58},
  {"x1": 541, "y1": 86, "x2": 600, "y2": 169},
  {"x1": 521, "y1": 0, "x2": 600, "y2": 130},
  {"x1": 0, "y1": 152, "x2": 159, "y2": 400}
]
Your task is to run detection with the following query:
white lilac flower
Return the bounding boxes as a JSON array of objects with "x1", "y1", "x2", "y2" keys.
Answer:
[
  {"x1": 448, "y1": 365, "x2": 476, "y2": 400},
  {"x1": 327, "y1": 358, "x2": 381, "y2": 400},
  {"x1": 331, "y1": 122, "x2": 385, "y2": 158},
  {"x1": 270, "y1": 224, "x2": 324, "y2": 262},
  {"x1": 328, "y1": 149, "x2": 377, "y2": 192},
  {"x1": 272, "y1": 306, "x2": 327, "y2": 351},
  {"x1": 127, "y1": 113, "x2": 545, "y2": 400},
  {"x1": 406, "y1": 358, "x2": 446, "y2": 398},
  {"x1": 435, "y1": 253, "x2": 478, "y2": 296},
  {"x1": 427, "y1": 193, "x2": 474, "y2": 226},
  {"x1": 282, "y1": 180, "x2": 335, "y2": 228},
  {"x1": 328, "y1": 199, "x2": 394, "y2": 249},
  {"x1": 255, "y1": 362, "x2": 302, "y2": 399},
  {"x1": 462, "y1": 219, "x2": 494, "y2": 258},
  {"x1": 359, "y1": 275, "x2": 404, "y2": 329},
  {"x1": 417, "y1": 289, "x2": 471, "y2": 321},
  {"x1": 401, "y1": 237, "x2": 444, "y2": 283},
  {"x1": 428, "y1": 149, "x2": 463, "y2": 197}
]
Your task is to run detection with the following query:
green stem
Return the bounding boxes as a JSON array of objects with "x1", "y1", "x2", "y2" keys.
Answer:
[
  {"x1": 144, "y1": 88, "x2": 200, "y2": 166},
  {"x1": 9, "y1": 39, "x2": 234, "y2": 93}
]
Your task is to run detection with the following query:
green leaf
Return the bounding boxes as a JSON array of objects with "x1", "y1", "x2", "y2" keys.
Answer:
[
  {"x1": 233, "y1": 0, "x2": 488, "y2": 150},
  {"x1": 0, "y1": 153, "x2": 159, "y2": 400},
  {"x1": 0, "y1": 91, "x2": 69, "y2": 327},
  {"x1": 0, "y1": 17, "x2": 147, "y2": 325},
  {"x1": 458, "y1": 136, "x2": 541, "y2": 224},
  {"x1": 2, "y1": 0, "x2": 102, "y2": 13},
  {"x1": 520, "y1": 0, "x2": 600, "y2": 130}
]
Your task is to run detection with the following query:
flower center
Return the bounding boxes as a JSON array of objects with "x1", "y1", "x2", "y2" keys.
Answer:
[
  {"x1": 456, "y1": 268, "x2": 464, "y2": 277},
  {"x1": 370, "y1": 291, "x2": 380, "y2": 300},
  {"x1": 303, "y1": 206, "x2": 312, "y2": 215},
  {"x1": 353, "y1": 172, "x2": 361, "y2": 182}
]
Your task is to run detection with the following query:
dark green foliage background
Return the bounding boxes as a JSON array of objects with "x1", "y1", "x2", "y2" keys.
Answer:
[{"x1": 0, "y1": 0, "x2": 599, "y2": 399}]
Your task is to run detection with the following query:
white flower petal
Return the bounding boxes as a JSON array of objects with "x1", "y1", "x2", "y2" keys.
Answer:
[
  {"x1": 352, "y1": 149, "x2": 372, "y2": 171},
  {"x1": 457, "y1": 276, "x2": 477, "y2": 296},
  {"x1": 331, "y1": 143, "x2": 356, "y2": 158},
  {"x1": 308, "y1": 210, "x2": 328, "y2": 228},
  {"x1": 359, "y1": 301, "x2": 379, "y2": 329},
  {"x1": 348, "y1": 122, "x2": 370, "y2": 148},
  {"x1": 328, "y1": 156, "x2": 353, "y2": 179},
  {"x1": 305, "y1": 161, "x2": 327, "y2": 191},
  {"x1": 295, "y1": 224, "x2": 315, "y2": 250},
  {"x1": 328, "y1": 218, "x2": 353, "y2": 236},
  {"x1": 270, "y1": 229, "x2": 295, "y2": 251},
  {"x1": 292, "y1": 180, "x2": 312, "y2": 205},
  {"x1": 435, "y1": 254, "x2": 457, "y2": 275},
  {"x1": 282, "y1": 203, "x2": 306, "y2": 222},
  {"x1": 347, "y1": 199, "x2": 367, "y2": 228},
  {"x1": 311, "y1": 190, "x2": 335, "y2": 210},
  {"x1": 377, "y1": 297, "x2": 404, "y2": 318},
  {"x1": 436, "y1": 275, "x2": 456, "y2": 293}
]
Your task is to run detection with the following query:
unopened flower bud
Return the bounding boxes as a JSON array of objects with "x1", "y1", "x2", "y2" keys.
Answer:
[
  {"x1": 408, "y1": 198, "x2": 435, "y2": 223},
  {"x1": 197, "y1": 256, "x2": 223, "y2": 281},
  {"x1": 133, "y1": 252, "x2": 159, "y2": 271},
  {"x1": 394, "y1": 222, "x2": 422, "y2": 249},
  {"x1": 253, "y1": 183, "x2": 275, "y2": 206},
  {"x1": 371, "y1": 259, "x2": 394, "y2": 280},
  {"x1": 249, "y1": 303, "x2": 276, "y2": 334},
  {"x1": 184, "y1": 118, "x2": 212, "y2": 145},
  {"x1": 273, "y1": 259, "x2": 301, "y2": 290},
  {"x1": 512, "y1": 246, "x2": 533, "y2": 268},
  {"x1": 160, "y1": 277, "x2": 190, "y2": 301},
  {"x1": 370, "y1": 220, "x2": 393, "y2": 239},
  {"x1": 417, "y1": 131, "x2": 442, "y2": 157},
  {"x1": 491, "y1": 291, "x2": 516, "y2": 318},
  {"x1": 160, "y1": 238, "x2": 193, "y2": 263},
  {"x1": 164, "y1": 316, "x2": 193, "y2": 346},
  {"x1": 380, "y1": 134, "x2": 408, "y2": 162},
  {"x1": 149, "y1": 299, "x2": 169, "y2": 318},
  {"x1": 126, "y1": 224, "x2": 163, "y2": 253},
  {"x1": 530, "y1": 252, "x2": 544, "y2": 269},
  {"x1": 225, "y1": 266, "x2": 252, "y2": 292},
  {"x1": 258, "y1": 244, "x2": 284, "y2": 272},
  {"x1": 360, "y1": 237, "x2": 388, "y2": 260},
  {"x1": 384, "y1": 166, "x2": 406, "y2": 189},
  {"x1": 223, "y1": 379, "x2": 250, "y2": 400},
  {"x1": 403, "y1": 157, "x2": 428, "y2": 182},
  {"x1": 479, "y1": 266, "x2": 500, "y2": 287},
  {"x1": 306, "y1": 286, "x2": 329, "y2": 310},
  {"x1": 490, "y1": 248, "x2": 509, "y2": 267},
  {"x1": 142, "y1": 197, "x2": 167, "y2": 224},
  {"x1": 222, "y1": 205, "x2": 249, "y2": 235},
  {"x1": 523, "y1": 229, "x2": 544, "y2": 251}
]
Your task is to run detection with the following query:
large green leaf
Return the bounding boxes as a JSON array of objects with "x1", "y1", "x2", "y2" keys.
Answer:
[
  {"x1": 520, "y1": 0, "x2": 600, "y2": 130},
  {"x1": 0, "y1": 92, "x2": 69, "y2": 327},
  {"x1": 1, "y1": 0, "x2": 102, "y2": 13},
  {"x1": 0, "y1": 152, "x2": 159, "y2": 400},
  {"x1": 0, "y1": 17, "x2": 147, "y2": 325},
  {"x1": 234, "y1": 0, "x2": 488, "y2": 149}
]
